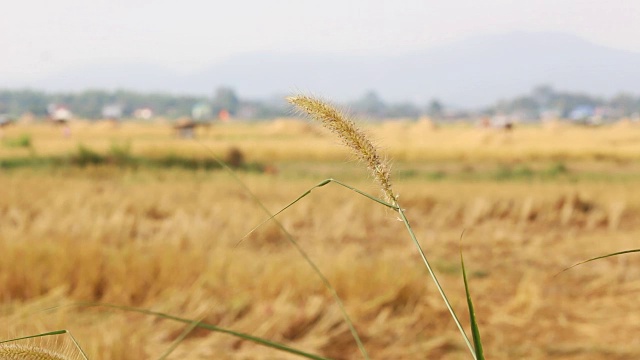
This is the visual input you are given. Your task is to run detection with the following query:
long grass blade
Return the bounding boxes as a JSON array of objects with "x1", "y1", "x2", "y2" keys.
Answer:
[
  {"x1": 461, "y1": 251, "x2": 485, "y2": 360},
  {"x1": 0, "y1": 330, "x2": 67, "y2": 345},
  {"x1": 397, "y1": 208, "x2": 477, "y2": 359},
  {"x1": 558, "y1": 248, "x2": 640, "y2": 275},
  {"x1": 67, "y1": 302, "x2": 334, "y2": 360},
  {"x1": 232, "y1": 176, "x2": 476, "y2": 359},
  {"x1": 236, "y1": 178, "x2": 398, "y2": 247}
]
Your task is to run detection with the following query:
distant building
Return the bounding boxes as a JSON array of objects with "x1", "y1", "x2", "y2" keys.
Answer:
[
  {"x1": 540, "y1": 109, "x2": 562, "y2": 121},
  {"x1": 236, "y1": 104, "x2": 259, "y2": 119},
  {"x1": 569, "y1": 105, "x2": 600, "y2": 125},
  {"x1": 218, "y1": 109, "x2": 230, "y2": 122},
  {"x1": 0, "y1": 114, "x2": 12, "y2": 139},
  {"x1": 101, "y1": 104, "x2": 123, "y2": 120},
  {"x1": 0, "y1": 114, "x2": 12, "y2": 127},
  {"x1": 191, "y1": 102, "x2": 213, "y2": 121},
  {"x1": 133, "y1": 107, "x2": 154, "y2": 120},
  {"x1": 47, "y1": 104, "x2": 72, "y2": 123},
  {"x1": 173, "y1": 118, "x2": 197, "y2": 138},
  {"x1": 490, "y1": 114, "x2": 514, "y2": 129}
]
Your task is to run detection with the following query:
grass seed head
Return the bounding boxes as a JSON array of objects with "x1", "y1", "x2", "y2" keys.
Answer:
[
  {"x1": 0, "y1": 345, "x2": 71, "y2": 360},
  {"x1": 287, "y1": 95, "x2": 395, "y2": 203}
]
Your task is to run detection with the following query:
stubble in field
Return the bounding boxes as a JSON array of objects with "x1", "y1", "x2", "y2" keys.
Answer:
[{"x1": 2, "y1": 121, "x2": 640, "y2": 359}]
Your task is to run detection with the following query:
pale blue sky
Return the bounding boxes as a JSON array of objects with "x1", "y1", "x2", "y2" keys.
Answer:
[{"x1": 2, "y1": 0, "x2": 639, "y2": 83}]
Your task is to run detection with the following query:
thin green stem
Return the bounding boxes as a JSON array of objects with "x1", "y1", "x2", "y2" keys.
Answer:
[
  {"x1": 396, "y1": 205, "x2": 477, "y2": 360},
  {"x1": 557, "y1": 248, "x2": 640, "y2": 276},
  {"x1": 0, "y1": 330, "x2": 66, "y2": 345},
  {"x1": 461, "y1": 249, "x2": 484, "y2": 359},
  {"x1": 62, "y1": 303, "x2": 334, "y2": 360},
  {"x1": 235, "y1": 175, "x2": 476, "y2": 359},
  {"x1": 236, "y1": 178, "x2": 397, "y2": 247}
]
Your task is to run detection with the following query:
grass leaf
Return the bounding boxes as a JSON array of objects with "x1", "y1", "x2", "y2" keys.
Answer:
[
  {"x1": 71, "y1": 302, "x2": 334, "y2": 360},
  {"x1": 461, "y1": 251, "x2": 485, "y2": 360},
  {"x1": 236, "y1": 178, "x2": 397, "y2": 247},
  {"x1": 397, "y1": 209, "x2": 477, "y2": 358},
  {"x1": 559, "y1": 248, "x2": 640, "y2": 274}
]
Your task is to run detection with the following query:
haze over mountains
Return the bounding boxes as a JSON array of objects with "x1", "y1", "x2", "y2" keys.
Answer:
[{"x1": 10, "y1": 32, "x2": 640, "y2": 108}]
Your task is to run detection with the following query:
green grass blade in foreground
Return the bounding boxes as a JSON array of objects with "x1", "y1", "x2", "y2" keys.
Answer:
[
  {"x1": 236, "y1": 178, "x2": 398, "y2": 247},
  {"x1": 397, "y1": 208, "x2": 477, "y2": 359},
  {"x1": 0, "y1": 330, "x2": 89, "y2": 360},
  {"x1": 193, "y1": 140, "x2": 370, "y2": 360},
  {"x1": 235, "y1": 176, "x2": 477, "y2": 359},
  {"x1": 559, "y1": 248, "x2": 640, "y2": 274},
  {"x1": 64, "y1": 303, "x2": 334, "y2": 360},
  {"x1": 461, "y1": 251, "x2": 485, "y2": 360}
]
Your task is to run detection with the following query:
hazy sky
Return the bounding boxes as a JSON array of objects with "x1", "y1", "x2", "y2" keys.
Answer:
[{"x1": 2, "y1": 0, "x2": 639, "y2": 83}]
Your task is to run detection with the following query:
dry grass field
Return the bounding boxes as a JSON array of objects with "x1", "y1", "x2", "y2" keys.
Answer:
[{"x1": 2, "y1": 119, "x2": 640, "y2": 359}]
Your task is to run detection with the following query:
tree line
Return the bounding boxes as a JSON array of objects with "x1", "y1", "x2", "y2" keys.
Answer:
[
  {"x1": 0, "y1": 88, "x2": 245, "y2": 119},
  {"x1": 490, "y1": 85, "x2": 640, "y2": 119},
  {"x1": 1, "y1": 86, "x2": 640, "y2": 121}
]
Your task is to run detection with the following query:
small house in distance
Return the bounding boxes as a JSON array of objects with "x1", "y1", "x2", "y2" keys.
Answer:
[
  {"x1": 0, "y1": 114, "x2": 13, "y2": 127},
  {"x1": 47, "y1": 104, "x2": 72, "y2": 125},
  {"x1": 191, "y1": 102, "x2": 213, "y2": 121},
  {"x1": 569, "y1": 105, "x2": 603, "y2": 126},
  {"x1": 101, "y1": 104, "x2": 123, "y2": 120},
  {"x1": 133, "y1": 107, "x2": 154, "y2": 120},
  {"x1": 0, "y1": 114, "x2": 14, "y2": 138},
  {"x1": 170, "y1": 103, "x2": 215, "y2": 138},
  {"x1": 173, "y1": 117, "x2": 198, "y2": 138},
  {"x1": 173, "y1": 108, "x2": 214, "y2": 138}
]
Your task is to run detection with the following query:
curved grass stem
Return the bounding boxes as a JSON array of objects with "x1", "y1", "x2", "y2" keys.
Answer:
[
  {"x1": 240, "y1": 176, "x2": 478, "y2": 359},
  {"x1": 557, "y1": 248, "x2": 640, "y2": 276},
  {"x1": 236, "y1": 178, "x2": 397, "y2": 247},
  {"x1": 392, "y1": 206, "x2": 477, "y2": 359},
  {"x1": 52, "y1": 303, "x2": 334, "y2": 360}
]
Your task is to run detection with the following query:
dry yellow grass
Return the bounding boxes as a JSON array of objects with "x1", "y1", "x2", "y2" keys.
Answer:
[
  {"x1": 4, "y1": 119, "x2": 640, "y2": 163},
  {"x1": 2, "y1": 120, "x2": 640, "y2": 359}
]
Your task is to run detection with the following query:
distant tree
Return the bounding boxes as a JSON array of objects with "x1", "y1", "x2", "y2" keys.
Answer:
[
  {"x1": 386, "y1": 102, "x2": 420, "y2": 118},
  {"x1": 532, "y1": 84, "x2": 555, "y2": 108},
  {"x1": 0, "y1": 90, "x2": 48, "y2": 116},
  {"x1": 609, "y1": 93, "x2": 639, "y2": 116},
  {"x1": 488, "y1": 85, "x2": 613, "y2": 119},
  {"x1": 213, "y1": 87, "x2": 239, "y2": 115},
  {"x1": 352, "y1": 90, "x2": 386, "y2": 118},
  {"x1": 427, "y1": 99, "x2": 443, "y2": 118}
]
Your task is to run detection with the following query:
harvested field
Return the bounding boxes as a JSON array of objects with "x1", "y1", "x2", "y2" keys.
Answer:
[{"x1": 1, "y1": 120, "x2": 640, "y2": 359}]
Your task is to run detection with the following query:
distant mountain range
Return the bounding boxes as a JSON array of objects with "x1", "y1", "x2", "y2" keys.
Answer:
[{"x1": 12, "y1": 31, "x2": 640, "y2": 108}]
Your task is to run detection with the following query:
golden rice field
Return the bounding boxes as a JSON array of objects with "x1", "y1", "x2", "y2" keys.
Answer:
[{"x1": 2, "y1": 118, "x2": 640, "y2": 359}]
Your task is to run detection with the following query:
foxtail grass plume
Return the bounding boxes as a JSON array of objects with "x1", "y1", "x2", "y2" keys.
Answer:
[
  {"x1": 0, "y1": 345, "x2": 70, "y2": 360},
  {"x1": 287, "y1": 95, "x2": 395, "y2": 203}
]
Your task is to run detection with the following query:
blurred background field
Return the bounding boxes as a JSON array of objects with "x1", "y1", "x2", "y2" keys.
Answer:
[
  {"x1": 2, "y1": 119, "x2": 640, "y2": 359},
  {"x1": 6, "y1": 118, "x2": 640, "y2": 162}
]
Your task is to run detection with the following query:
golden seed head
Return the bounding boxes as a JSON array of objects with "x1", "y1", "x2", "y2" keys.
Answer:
[
  {"x1": 287, "y1": 95, "x2": 395, "y2": 203},
  {"x1": 0, "y1": 345, "x2": 70, "y2": 360}
]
